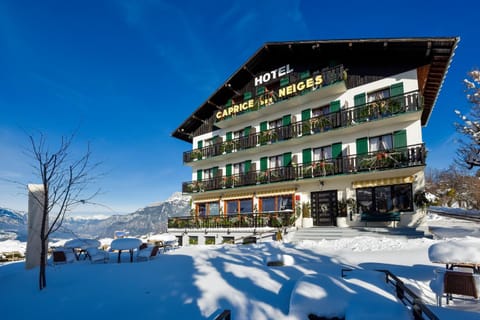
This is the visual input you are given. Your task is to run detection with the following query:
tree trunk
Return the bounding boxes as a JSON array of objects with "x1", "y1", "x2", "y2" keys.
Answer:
[
  {"x1": 39, "y1": 186, "x2": 49, "y2": 290},
  {"x1": 39, "y1": 239, "x2": 47, "y2": 290}
]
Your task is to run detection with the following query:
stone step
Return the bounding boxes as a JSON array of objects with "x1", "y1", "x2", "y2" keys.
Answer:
[{"x1": 291, "y1": 227, "x2": 426, "y2": 242}]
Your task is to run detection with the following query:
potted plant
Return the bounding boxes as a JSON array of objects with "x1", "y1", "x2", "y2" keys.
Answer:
[
  {"x1": 414, "y1": 190, "x2": 430, "y2": 213},
  {"x1": 336, "y1": 199, "x2": 348, "y2": 227},
  {"x1": 301, "y1": 201, "x2": 313, "y2": 228},
  {"x1": 190, "y1": 149, "x2": 203, "y2": 161}
]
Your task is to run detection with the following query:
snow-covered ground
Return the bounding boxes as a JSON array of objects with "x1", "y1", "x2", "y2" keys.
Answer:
[{"x1": 1, "y1": 213, "x2": 479, "y2": 320}]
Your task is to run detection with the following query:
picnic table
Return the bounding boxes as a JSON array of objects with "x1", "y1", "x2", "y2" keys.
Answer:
[
  {"x1": 64, "y1": 238, "x2": 101, "y2": 260},
  {"x1": 110, "y1": 238, "x2": 142, "y2": 263},
  {"x1": 428, "y1": 239, "x2": 480, "y2": 273}
]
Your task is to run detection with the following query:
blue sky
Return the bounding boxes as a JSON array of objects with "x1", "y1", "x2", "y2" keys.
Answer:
[{"x1": 1, "y1": 0, "x2": 479, "y2": 215}]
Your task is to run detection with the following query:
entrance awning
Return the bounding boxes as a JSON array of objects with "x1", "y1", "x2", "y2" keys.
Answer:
[
  {"x1": 221, "y1": 192, "x2": 254, "y2": 201},
  {"x1": 256, "y1": 188, "x2": 296, "y2": 198},
  {"x1": 352, "y1": 176, "x2": 414, "y2": 188},
  {"x1": 193, "y1": 197, "x2": 220, "y2": 203}
]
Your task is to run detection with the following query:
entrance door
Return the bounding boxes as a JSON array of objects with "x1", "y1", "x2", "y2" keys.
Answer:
[{"x1": 311, "y1": 191, "x2": 337, "y2": 226}]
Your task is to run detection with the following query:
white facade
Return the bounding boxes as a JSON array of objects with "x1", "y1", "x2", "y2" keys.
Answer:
[{"x1": 184, "y1": 69, "x2": 424, "y2": 229}]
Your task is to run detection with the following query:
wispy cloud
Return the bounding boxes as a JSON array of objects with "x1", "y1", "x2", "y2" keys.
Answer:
[{"x1": 115, "y1": 1, "x2": 223, "y2": 92}]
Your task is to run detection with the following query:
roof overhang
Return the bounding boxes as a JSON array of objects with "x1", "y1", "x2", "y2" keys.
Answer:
[{"x1": 172, "y1": 37, "x2": 459, "y2": 143}]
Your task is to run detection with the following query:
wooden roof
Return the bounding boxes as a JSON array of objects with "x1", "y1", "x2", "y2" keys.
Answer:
[{"x1": 172, "y1": 37, "x2": 459, "y2": 143}]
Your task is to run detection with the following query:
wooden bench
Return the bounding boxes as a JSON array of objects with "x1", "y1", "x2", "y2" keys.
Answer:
[
  {"x1": 361, "y1": 212, "x2": 400, "y2": 226},
  {"x1": 443, "y1": 270, "x2": 479, "y2": 304}
]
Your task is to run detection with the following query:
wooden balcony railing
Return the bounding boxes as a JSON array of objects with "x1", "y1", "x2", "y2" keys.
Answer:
[
  {"x1": 168, "y1": 211, "x2": 295, "y2": 229},
  {"x1": 182, "y1": 143, "x2": 426, "y2": 194},
  {"x1": 183, "y1": 91, "x2": 422, "y2": 163}
]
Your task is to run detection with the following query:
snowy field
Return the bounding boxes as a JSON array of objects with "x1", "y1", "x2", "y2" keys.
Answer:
[{"x1": 1, "y1": 213, "x2": 480, "y2": 320}]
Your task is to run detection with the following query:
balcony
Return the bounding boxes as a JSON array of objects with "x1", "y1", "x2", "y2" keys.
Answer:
[
  {"x1": 183, "y1": 91, "x2": 422, "y2": 163},
  {"x1": 214, "y1": 65, "x2": 347, "y2": 129},
  {"x1": 168, "y1": 211, "x2": 294, "y2": 229},
  {"x1": 182, "y1": 143, "x2": 426, "y2": 194}
]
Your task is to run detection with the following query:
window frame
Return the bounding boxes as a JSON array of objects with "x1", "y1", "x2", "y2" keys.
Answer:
[
  {"x1": 259, "y1": 195, "x2": 294, "y2": 212},
  {"x1": 226, "y1": 198, "x2": 253, "y2": 214},
  {"x1": 369, "y1": 133, "x2": 393, "y2": 152},
  {"x1": 355, "y1": 183, "x2": 413, "y2": 215},
  {"x1": 367, "y1": 87, "x2": 390, "y2": 102}
]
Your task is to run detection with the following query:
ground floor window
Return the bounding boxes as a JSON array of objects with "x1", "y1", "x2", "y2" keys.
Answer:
[
  {"x1": 226, "y1": 198, "x2": 253, "y2": 214},
  {"x1": 356, "y1": 183, "x2": 413, "y2": 214},
  {"x1": 259, "y1": 195, "x2": 294, "y2": 212},
  {"x1": 197, "y1": 201, "x2": 220, "y2": 217}
]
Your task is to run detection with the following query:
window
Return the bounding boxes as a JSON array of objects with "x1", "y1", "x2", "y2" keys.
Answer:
[
  {"x1": 269, "y1": 154, "x2": 283, "y2": 169},
  {"x1": 233, "y1": 129, "x2": 243, "y2": 140},
  {"x1": 197, "y1": 201, "x2": 220, "y2": 217},
  {"x1": 312, "y1": 105, "x2": 329, "y2": 117},
  {"x1": 233, "y1": 162, "x2": 245, "y2": 175},
  {"x1": 260, "y1": 195, "x2": 293, "y2": 212},
  {"x1": 205, "y1": 137, "x2": 216, "y2": 146},
  {"x1": 203, "y1": 168, "x2": 214, "y2": 180},
  {"x1": 370, "y1": 134, "x2": 393, "y2": 152},
  {"x1": 313, "y1": 146, "x2": 332, "y2": 161},
  {"x1": 356, "y1": 184, "x2": 413, "y2": 214},
  {"x1": 226, "y1": 198, "x2": 253, "y2": 214},
  {"x1": 367, "y1": 87, "x2": 390, "y2": 102},
  {"x1": 269, "y1": 117, "x2": 283, "y2": 129}
]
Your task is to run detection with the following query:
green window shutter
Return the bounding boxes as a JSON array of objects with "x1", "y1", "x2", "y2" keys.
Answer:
[
  {"x1": 226, "y1": 131, "x2": 232, "y2": 141},
  {"x1": 354, "y1": 93, "x2": 366, "y2": 106},
  {"x1": 212, "y1": 166, "x2": 218, "y2": 177},
  {"x1": 282, "y1": 115, "x2": 291, "y2": 126},
  {"x1": 301, "y1": 109, "x2": 311, "y2": 121},
  {"x1": 283, "y1": 152, "x2": 292, "y2": 166},
  {"x1": 244, "y1": 126, "x2": 251, "y2": 136},
  {"x1": 302, "y1": 148, "x2": 312, "y2": 165},
  {"x1": 225, "y1": 99, "x2": 232, "y2": 107},
  {"x1": 356, "y1": 137, "x2": 368, "y2": 155},
  {"x1": 197, "y1": 170, "x2": 203, "y2": 181},
  {"x1": 393, "y1": 130, "x2": 407, "y2": 148},
  {"x1": 260, "y1": 121, "x2": 268, "y2": 132},
  {"x1": 226, "y1": 164, "x2": 232, "y2": 177},
  {"x1": 244, "y1": 92, "x2": 252, "y2": 100},
  {"x1": 390, "y1": 82, "x2": 404, "y2": 97},
  {"x1": 256, "y1": 86, "x2": 265, "y2": 95},
  {"x1": 332, "y1": 143, "x2": 342, "y2": 159},
  {"x1": 280, "y1": 78, "x2": 289, "y2": 86},
  {"x1": 330, "y1": 100, "x2": 341, "y2": 112},
  {"x1": 244, "y1": 160, "x2": 251, "y2": 172},
  {"x1": 197, "y1": 140, "x2": 203, "y2": 149},
  {"x1": 260, "y1": 157, "x2": 268, "y2": 171}
]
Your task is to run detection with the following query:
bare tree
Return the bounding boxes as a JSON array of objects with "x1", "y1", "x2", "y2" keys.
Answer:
[
  {"x1": 425, "y1": 165, "x2": 480, "y2": 209},
  {"x1": 28, "y1": 133, "x2": 99, "y2": 290},
  {"x1": 455, "y1": 69, "x2": 480, "y2": 168}
]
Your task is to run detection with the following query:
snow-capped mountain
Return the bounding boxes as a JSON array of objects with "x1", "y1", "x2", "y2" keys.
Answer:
[
  {"x1": 0, "y1": 208, "x2": 28, "y2": 241},
  {"x1": 60, "y1": 192, "x2": 191, "y2": 238},
  {"x1": 0, "y1": 192, "x2": 191, "y2": 241}
]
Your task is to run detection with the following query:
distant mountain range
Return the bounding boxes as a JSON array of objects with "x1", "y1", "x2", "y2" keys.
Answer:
[
  {"x1": 0, "y1": 192, "x2": 191, "y2": 241},
  {"x1": 0, "y1": 208, "x2": 28, "y2": 242}
]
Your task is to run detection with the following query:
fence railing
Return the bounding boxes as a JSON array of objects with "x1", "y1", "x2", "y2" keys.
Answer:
[
  {"x1": 184, "y1": 91, "x2": 422, "y2": 163},
  {"x1": 168, "y1": 211, "x2": 294, "y2": 229},
  {"x1": 341, "y1": 269, "x2": 439, "y2": 320},
  {"x1": 182, "y1": 143, "x2": 426, "y2": 194}
]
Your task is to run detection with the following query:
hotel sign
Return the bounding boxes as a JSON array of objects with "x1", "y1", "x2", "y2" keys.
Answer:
[
  {"x1": 215, "y1": 64, "x2": 344, "y2": 121},
  {"x1": 254, "y1": 64, "x2": 293, "y2": 87}
]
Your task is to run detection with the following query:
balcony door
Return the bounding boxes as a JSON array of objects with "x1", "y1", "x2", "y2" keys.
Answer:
[{"x1": 311, "y1": 191, "x2": 337, "y2": 226}]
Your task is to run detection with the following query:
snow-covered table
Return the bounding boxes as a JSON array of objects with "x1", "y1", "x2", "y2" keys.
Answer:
[
  {"x1": 64, "y1": 238, "x2": 101, "y2": 260},
  {"x1": 110, "y1": 238, "x2": 143, "y2": 263},
  {"x1": 428, "y1": 239, "x2": 480, "y2": 273}
]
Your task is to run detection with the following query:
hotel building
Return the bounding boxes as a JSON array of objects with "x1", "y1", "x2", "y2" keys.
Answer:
[{"x1": 170, "y1": 37, "x2": 458, "y2": 244}]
